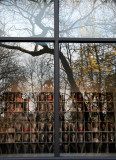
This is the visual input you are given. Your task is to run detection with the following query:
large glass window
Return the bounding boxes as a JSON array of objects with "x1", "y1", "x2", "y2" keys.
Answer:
[
  {"x1": 0, "y1": 42, "x2": 54, "y2": 155},
  {"x1": 59, "y1": 43, "x2": 116, "y2": 153},
  {"x1": 0, "y1": 0, "x2": 116, "y2": 158}
]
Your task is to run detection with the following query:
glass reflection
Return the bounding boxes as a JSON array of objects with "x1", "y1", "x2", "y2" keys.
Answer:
[
  {"x1": 59, "y1": 43, "x2": 116, "y2": 153},
  {"x1": 0, "y1": 42, "x2": 54, "y2": 155},
  {"x1": 0, "y1": 0, "x2": 54, "y2": 37},
  {"x1": 59, "y1": 0, "x2": 116, "y2": 38}
]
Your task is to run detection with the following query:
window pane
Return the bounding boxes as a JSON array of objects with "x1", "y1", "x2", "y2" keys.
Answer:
[
  {"x1": 0, "y1": 0, "x2": 54, "y2": 37},
  {"x1": 59, "y1": 0, "x2": 116, "y2": 38},
  {"x1": 0, "y1": 42, "x2": 54, "y2": 155},
  {"x1": 59, "y1": 43, "x2": 116, "y2": 154}
]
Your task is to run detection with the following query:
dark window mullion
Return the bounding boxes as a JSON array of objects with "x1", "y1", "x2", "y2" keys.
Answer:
[
  {"x1": 54, "y1": 0, "x2": 60, "y2": 157},
  {"x1": 59, "y1": 38, "x2": 116, "y2": 43},
  {"x1": 0, "y1": 37, "x2": 55, "y2": 42}
]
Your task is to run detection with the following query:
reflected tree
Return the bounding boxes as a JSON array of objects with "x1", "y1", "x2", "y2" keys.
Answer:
[
  {"x1": 59, "y1": 0, "x2": 116, "y2": 37},
  {"x1": 0, "y1": 0, "x2": 116, "y2": 37},
  {"x1": 0, "y1": 0, "x2": 116, "y2": 93},
  {"x1": 60, "y1": 43, "x2": 116, "y2": 92},
  {"x1": 0, "y1": 0, "x2": 54, "y2": 37},
  {"x1": 24, "y1": 54, "x2": 54, "y2": 92},
  {"x1": 0, "y1": 47, "x2": 26, "y2": 92}
]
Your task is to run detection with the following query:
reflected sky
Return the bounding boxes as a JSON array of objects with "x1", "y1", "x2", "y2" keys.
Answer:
[
  {"x1": 59, "y1": 0, "x2": 116, "y2": 38},
  {"x1": 0, "y1": 0, "x2": 54, "y2": 37},
  {"x1": 0, "y1": 42, "x2": 54, "y2": 93},
  {"x1": 0, "y1": 0, "x2": 116, "y2": 38},
  {"x1": 60, "y1": 43, "x2": 116, "y2": 93}
]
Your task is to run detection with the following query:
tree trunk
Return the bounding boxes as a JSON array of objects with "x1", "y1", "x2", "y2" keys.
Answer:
[
  {"x1": 59, "y1": 51, "x2": 80, "y2": 92},
  {"x1": 0, "y1": 43, "x2": 80, "y2": 92}
]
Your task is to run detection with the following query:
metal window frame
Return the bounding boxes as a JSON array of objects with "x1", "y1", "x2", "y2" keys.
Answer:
[{"x1": 0, "y1": 0, "x2": 116, "y2": 159}]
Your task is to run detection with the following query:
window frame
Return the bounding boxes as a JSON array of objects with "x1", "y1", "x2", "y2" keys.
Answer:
[{"x1": 0, "y1": 0, "x2": 116, "y2": 159}]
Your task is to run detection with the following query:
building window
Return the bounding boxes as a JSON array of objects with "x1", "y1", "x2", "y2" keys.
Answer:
[
  {"x1": 0, "y1": 0, "x2": 116, "y2": 158},
  {"x1": 59, "y1": 43, "x2": 116, "y2": 154}
]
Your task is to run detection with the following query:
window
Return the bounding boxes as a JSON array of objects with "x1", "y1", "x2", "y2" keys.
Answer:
[
  {"x1": 0, "y1": 0, "x2": 116, "y2": 158},
  {"x1": 59, "y1": 43, "x2": 116, "y2": 154}
]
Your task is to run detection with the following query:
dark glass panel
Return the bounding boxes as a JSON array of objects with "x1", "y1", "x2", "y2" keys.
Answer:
[
  {"x1": 0, "y1": 42, "x2": 54, "y2": 155},
  {"x1": 59, "y1": 43, "x2": 116, "y2": 154}
]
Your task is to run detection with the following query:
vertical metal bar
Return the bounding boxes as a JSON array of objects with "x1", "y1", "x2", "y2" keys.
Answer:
[
  {"x1": 114, "y1": 92, "x2": 116, "y2": 152},
  {"x1": 54, "y1": 0, "x2": 60, "y2": 157}
]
